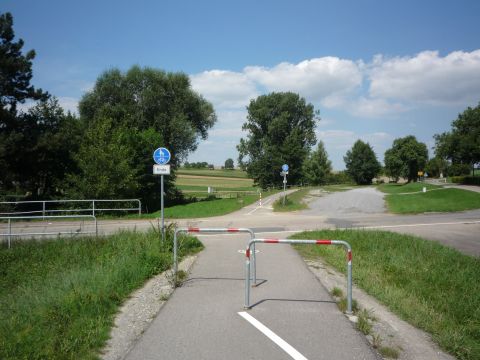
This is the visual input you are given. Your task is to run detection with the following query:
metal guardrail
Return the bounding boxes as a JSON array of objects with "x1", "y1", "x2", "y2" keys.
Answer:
[
  {"x1": 173, "y1": 227, "x2": 257, "y2": 284},
  {"x1": 0, "y1": 215, "x2": 98, "y2": 248},
  {"x1": 0, "y1": 199, "x2": 141, "y2": 218},
  {"x1": 244, "y1": 238, "x2": 353, "y2": 314}
]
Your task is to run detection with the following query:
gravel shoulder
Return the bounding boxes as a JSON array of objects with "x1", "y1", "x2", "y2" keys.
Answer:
[{"x1": 300, "y1": 187, "x2": 387, "y2": 216}]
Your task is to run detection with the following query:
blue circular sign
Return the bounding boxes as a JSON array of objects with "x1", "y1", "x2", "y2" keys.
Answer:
[
  {"x1": 153, "y1": 147, "x2": 171, "y2": 165},
  {"x1": 282, "y1": 164, "x2": 289, "y2": 172}
]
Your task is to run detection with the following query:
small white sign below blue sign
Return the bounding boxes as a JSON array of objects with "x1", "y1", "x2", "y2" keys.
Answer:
[
  {"x1": 282, "y1": 164, "x2": 289, "y2": 172},
  {"x1": 153, "y1": 147, "x2": 171, "y2": 165}
]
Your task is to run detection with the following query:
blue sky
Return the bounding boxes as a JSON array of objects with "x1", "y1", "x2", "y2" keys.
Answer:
[{"x1": 3, "y1": 0, "x2": 480, "y2": 169}]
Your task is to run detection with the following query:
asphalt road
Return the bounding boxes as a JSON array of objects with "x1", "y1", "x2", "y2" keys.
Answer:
[{"x1": 125, "y1": 233, "x2": 379, "y2": 360}]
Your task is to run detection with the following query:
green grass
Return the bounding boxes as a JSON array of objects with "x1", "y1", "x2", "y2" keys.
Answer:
[
  {"x1": 177, "y1": 168, "x2": 249, "y2": 178},
  {"x1": 0, "y1": 229, "x2": 203, "y2": 360},
  {"x1": 273, "y1": 188, "x2": 310, "y2": 212},
  {"x1": 378, "y1": 182, "x2": 442, "y2": 194},
  {"x1": 384, "y1": 188, "x2": 480, "y2": 213},
  {"x1": 141, "y1": 194, "x2": 260, "y2": 219},
  {"x1": 176, "y1": 174, "x2": 255, "y2": 191},
  {"x1": 292, "y1": 229, "x2": 480, "y2": 360}
]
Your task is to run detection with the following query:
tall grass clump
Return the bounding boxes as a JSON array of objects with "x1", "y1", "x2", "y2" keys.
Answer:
[
  {"x1": 0, "y1": 228, "x2": 203, "y2": 359},
  {"x1": 292, "y1": 229, "x2": 480, "y2": 360}
]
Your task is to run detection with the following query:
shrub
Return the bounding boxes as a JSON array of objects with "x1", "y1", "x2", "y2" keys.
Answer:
[{"x1": 448, "y1": 163, "x2": 471, "y2": 176}]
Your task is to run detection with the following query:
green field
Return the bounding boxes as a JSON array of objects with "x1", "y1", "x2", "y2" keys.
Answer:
[
  {"x1": 379, "y1": 184, "x2": 480, "y2": 213},
  {"x1": 176, "y1": 168, "x2": 249, "y2": 179},
  {"x1": 0, "y1": 230, "x2": 203, "y2": 360},
  {"x1": 176, "y1": 174, "x2": 255, "y2": 191},
  {"x1": 292, "y1": 229, "x2": 480, "y2": 360}
]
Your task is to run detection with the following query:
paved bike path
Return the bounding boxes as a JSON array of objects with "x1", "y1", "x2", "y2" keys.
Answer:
[{"x1": 125, "y1": 233, "x2": 379, "y2": 360}]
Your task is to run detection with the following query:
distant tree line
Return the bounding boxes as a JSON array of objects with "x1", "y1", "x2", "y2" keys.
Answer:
[
  {"x1": 237, "y1": 91, "x2": 479, "y2": 187},
  {"x1": 183, "y1": 162, "x2": 214, "y2": 169}
]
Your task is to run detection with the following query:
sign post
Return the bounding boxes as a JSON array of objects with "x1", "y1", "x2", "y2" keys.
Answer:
[
  {"x1": 153, "y1": 147, "x2": 171, "y2": 242},
  {"x1": 281, "y1": 164, "x2": 289, "y2": 205}
]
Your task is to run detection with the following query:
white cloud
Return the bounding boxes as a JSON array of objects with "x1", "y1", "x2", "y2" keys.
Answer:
[
  {"x1": 190, "y1": 70, "x2": 258, "y2": 109},
  {"x1": 245, "y1": 57, "x2": 362, "y2": 102},
  {"x1": 350, "y1": 97, "x2": 406, "y2": 118},
  {"x1": 369, "y1": 50, "x2": 480, "y2": 105},
  {"x1": 16, "y1": 96, "x2": 79, "y2": 115},
  {"x1": 57, "y1": 96, "x2": 79, "y2": 114}
]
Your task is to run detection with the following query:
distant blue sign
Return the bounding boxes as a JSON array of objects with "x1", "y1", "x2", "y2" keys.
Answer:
[
  {"x1": 153, "y1": 147, "x2": 171, "y2": 165},
  {"x1": 282, "y1": 164, "x2": 289, "y2": 172}
]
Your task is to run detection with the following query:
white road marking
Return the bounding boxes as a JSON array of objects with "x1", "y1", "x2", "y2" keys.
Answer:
[
  {"x1": 245, "y1": 197, "x2": 274, "y2": 215},
  {"x1": 238, "y1": 311, "x2": 308, "y2": 360}
]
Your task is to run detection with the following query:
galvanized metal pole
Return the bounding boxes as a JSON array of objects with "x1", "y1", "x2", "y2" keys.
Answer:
[
  {"x1": 245, "y1": 244, "x2": 251, "y2": 309},
  {"x1": 173, "y1": 229, "x2": 178, "y2": 283},
  {"x1": 161, "y1": 175, "x2": 165, "y2": 242},
  {"x1": 245, "y1": 238, "x2": 353, "y2": 314},
  {"x1": 283, "y1": 174, "x2": 287, "y2": 205},
  {"x1": 8, "y1": 218, "x2": 11, "y2": 249},
  {"x1": 42, "y1": 201, "x2": 46, "y2": 220}
]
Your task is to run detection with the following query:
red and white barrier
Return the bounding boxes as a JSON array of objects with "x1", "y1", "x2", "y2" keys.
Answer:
[{"x1": 244, "y1": 238, "x2": 353, "y2": 314}]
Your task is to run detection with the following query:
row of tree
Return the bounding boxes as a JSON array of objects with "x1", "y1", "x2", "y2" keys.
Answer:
[{"x1": 237, "y1": 90, "x2": 479, "y2": 187}]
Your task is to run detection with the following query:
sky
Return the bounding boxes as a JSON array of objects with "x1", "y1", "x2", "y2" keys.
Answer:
[{"x1": 3, "y1": 0, "x2": 480, "y2": 170}]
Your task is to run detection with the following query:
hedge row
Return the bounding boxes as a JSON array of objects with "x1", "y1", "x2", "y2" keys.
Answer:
[{"x1": 450, "y1": 176, "x2": 480, "y2": 185}]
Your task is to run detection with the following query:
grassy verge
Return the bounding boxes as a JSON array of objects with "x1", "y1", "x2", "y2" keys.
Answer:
[
  {"x1": 383, "y1": 188, "x2": 480, "y2": 213},
  {"x1": 144, "y1": 194, "x2": 261, "y2": 219},
  {"x1": 378, "y1": 182, "x2": 443, "y2": 194},
  {"x1": 0, "y1": 229, "x2": 203, "y2": 359},
  {"x1": 176, "y1": 168, "x2": 249, "y2": 178},
  {"x1": 291, "y1": 229, "x2": 480, "y2": 360},
  {"x1": 273, "y1": 188, "x2": 310, "y2": 212}
]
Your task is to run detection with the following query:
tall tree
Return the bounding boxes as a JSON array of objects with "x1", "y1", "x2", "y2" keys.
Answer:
[
  {"x1": 237, "y1": 92, "x2": 317, "y2": 189},
  {"x1": 344, "y1": 140, "x2": 381, "y2": 185},
  {"x1": 0, "y1": 12, "x2": 48, "y2": 115},
  {"x1": 302, "y1": 141, "x2": 332, "y2": 185},
  {"x1": 0, "y1": 12, "x2": 67, "y2": 196},
  {"x1": 434, "y1": 102, "x2": 480, "y2": 176},
  {"x1": 384, "y1": 136, "x2": 428, "y2": 182},
  {"x1": 224, "y1": 158, "x2": 234, "y2": 169},
  {"x1": 74, "y1": 66, "x2": 216, "y2": 210}
]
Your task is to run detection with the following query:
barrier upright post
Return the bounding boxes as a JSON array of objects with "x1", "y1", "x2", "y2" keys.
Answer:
[
  {"x1": 174, "y1": 227, "x2": 257, "y2": 284},
  {"x1": 244, "y1": 238, "x2": 353, "y2": 314}
]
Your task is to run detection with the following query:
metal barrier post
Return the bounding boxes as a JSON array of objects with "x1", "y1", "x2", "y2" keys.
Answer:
[
  {"x1": 92, "y1": 200, "x2": 95, "y2": 217},
  {"x1": 94, "y1": 216, "x2": 98, "y2": 236},
  {"x1": 244, "y1": 238, "x2": 353, "y2": 314},
  {"x1": 173, "y1": 227, "x2": 257, "y2": 285},
  {"x1": 137, "y1": 199, "x2": 142, "y2": 216},
  {"x1": 8, "y1": 218, "x2": 11, "y2": 249},
  {"x1": 42, "y1": 201, "x2": 46, "y2": 220}
]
